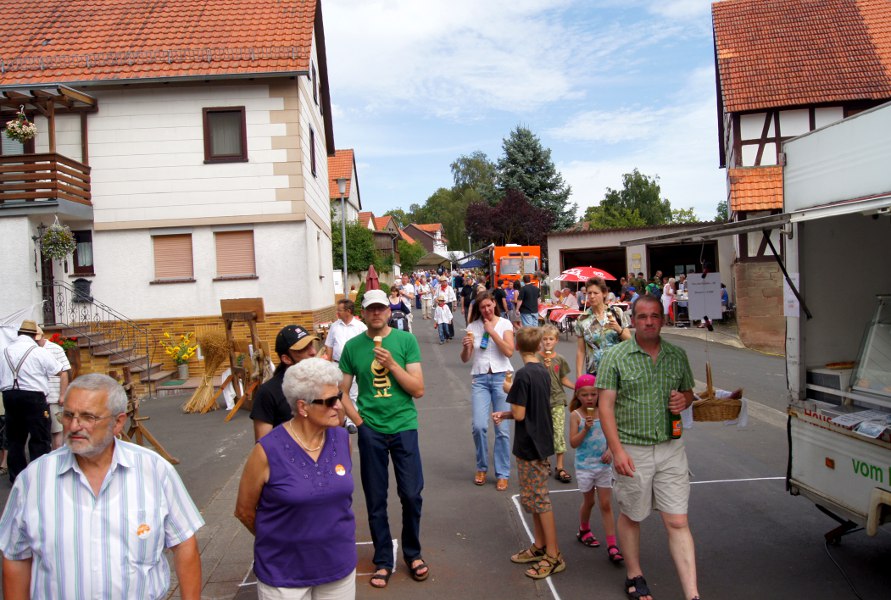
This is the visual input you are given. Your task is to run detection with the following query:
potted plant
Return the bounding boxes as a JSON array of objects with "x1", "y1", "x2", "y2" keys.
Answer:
[
  {"x1": 4, "y1": 108, "x2": 37, "y2": 144},
  {"x1": 40, "y1": 219, "x2": 77, "y2": 262},
  {"x1": 159, "y1": 332, "x2": 197, "y2": 379},
  {"x1": 50, "y1": 333, "x2": 80, "y2": 379}
]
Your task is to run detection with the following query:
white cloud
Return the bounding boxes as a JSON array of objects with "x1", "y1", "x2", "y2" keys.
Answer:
[
  {"x1": 322, "y1": 0, "x2": 688, "y2": 117},
  {"x1": 555, "y1": 65, "x2": 726, "y2": 220}
]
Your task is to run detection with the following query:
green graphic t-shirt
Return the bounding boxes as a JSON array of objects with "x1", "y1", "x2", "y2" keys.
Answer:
[{"x1": 339, "y1": 329, "x2": 422, "y2": 434}]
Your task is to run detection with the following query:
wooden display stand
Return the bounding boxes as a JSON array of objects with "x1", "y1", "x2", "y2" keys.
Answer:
[
  {"x1": 219, "y1": 298, "x2": 268, "y2": 422},
  {"x1": 112, "y1": 366, "x2": 179, "y2": 464}
]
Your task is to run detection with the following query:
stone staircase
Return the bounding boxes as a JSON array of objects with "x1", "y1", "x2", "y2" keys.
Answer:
[{"x1": 40, "y1": 281, "x2": 174, "y2": 397}]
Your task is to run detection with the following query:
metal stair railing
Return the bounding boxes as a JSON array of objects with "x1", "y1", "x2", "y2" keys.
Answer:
[{"x1": 39, "y1": 281, "x2": 154, "y2": 397}]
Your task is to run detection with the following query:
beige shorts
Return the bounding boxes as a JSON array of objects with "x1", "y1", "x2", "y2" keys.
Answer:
[
  {"x1": 49, "y1": 403, "x2": 64, "y2": 434},
  {"x1": 613, "y1": 439, "x2": 690, "y2": 522}
]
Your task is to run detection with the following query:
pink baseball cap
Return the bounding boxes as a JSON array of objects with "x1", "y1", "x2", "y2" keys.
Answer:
[{"x1": 575, "y1": 374, "x2": 597, "y2": 390}]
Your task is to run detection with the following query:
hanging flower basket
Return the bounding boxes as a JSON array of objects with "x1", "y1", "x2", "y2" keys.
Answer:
[
  {"x1": 41, "y1": 221, "x2": 77, "y2": 261},
  {"x1": 4, "y1": 109, "x2": 37, "y2": 144}
]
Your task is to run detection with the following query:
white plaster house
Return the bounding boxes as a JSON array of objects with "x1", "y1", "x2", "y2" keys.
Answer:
[{"x1": 0, "y1": 0, "x2": 337, "y2": 328}]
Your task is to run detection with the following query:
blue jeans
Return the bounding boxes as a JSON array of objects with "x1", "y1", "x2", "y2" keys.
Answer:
[
  {"x1": 437, "y1": 323, "x2": 449, "y2": 342},
  {"x1": 520, "y1": 312, "x2": 539, "y2": 327},
  {"x1": 471, "y1": 372, "x2": 511, "y2": 480},
  {"x1": 357, "y1": 426, "x2": 424, "y2": 569}
]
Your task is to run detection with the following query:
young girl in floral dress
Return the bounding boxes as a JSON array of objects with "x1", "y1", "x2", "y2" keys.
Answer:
[{"x1": 568, "y1": 375, "x2": 623, "y2": 564}]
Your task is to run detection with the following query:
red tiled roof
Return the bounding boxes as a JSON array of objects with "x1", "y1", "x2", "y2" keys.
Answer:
[
  {"x1": 407, "y1": 223, "x2": 449, "y2": 244},
  {"x1": 328, "y1": 149, "x2": 355, "y2": 199},
  {"x1": 358, "y1": 212, "x2": 374, "y2": 229},
  {"x1": 0, "y1": 0, "x2": 318, "y2": 85},
  {"x1": 374, "y1": 216, "x2": 394, "y2": 231},
  {"x1": 713, "y1": 0, "x2": 891, "y2": 113},
  {"x1": 399, "y1": 229, "x2": 416, "y2": 244},
  {"x1": 728, "y1": 166, "x2": 783, "y2": 212},
  {"x1": 414, "y1": 223, "x2": 444, "y2": 233}
]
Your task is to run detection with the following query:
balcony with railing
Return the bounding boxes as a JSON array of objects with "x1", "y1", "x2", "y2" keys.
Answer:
[{"x1": 0, "y1": 152, "x2": 91, "y2": 206}]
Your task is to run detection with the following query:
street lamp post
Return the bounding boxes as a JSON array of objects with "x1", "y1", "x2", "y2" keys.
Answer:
[{"x1": 336, "y1": 177, "x2": 349, "y2": 295}]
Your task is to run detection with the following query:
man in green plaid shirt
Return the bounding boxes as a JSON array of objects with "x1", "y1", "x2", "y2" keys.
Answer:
[{"x1": 597, "y1": 295, "x2": 700, "y2": 600}]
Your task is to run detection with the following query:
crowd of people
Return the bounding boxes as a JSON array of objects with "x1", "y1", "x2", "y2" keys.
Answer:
[{"x1": 0, "y1": 267, "x2": 703, "y2": 600}]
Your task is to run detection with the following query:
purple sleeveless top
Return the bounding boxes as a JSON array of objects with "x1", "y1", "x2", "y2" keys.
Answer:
[{"x1": 254, "y1": 425, "x2": 356, "y2": 588}]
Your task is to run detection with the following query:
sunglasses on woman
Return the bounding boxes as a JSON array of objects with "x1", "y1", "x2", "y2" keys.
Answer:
[{"x1": 309, "y1": 391, "x2": 343, "y2": 407}]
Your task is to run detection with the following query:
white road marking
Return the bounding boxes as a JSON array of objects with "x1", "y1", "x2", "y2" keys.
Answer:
[
  {"x1": 509, "y1": 475, "x2": 784, "y2": 600},
  {"x1": 510, "y1": 494, "x2": 564, "y2": 600}
]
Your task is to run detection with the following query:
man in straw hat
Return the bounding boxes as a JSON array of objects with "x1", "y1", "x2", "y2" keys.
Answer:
[
  {"x1": 250, "y1": 325, "x2": 319, "y2": 441},
  {"x1": 0, "y1": 320, "x2": 62, "y2": 483},
  {"x1": 596, "y1": 295, "x2": 700, "y2": 600}
]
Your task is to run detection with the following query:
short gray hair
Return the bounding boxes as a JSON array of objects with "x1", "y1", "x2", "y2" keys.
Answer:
[
  {"x1": 282, "y1": 357, "x2": 343, "y2": 413},
  {"x1": 64, "y1": 373, "x2": 129, "y2": 416}
]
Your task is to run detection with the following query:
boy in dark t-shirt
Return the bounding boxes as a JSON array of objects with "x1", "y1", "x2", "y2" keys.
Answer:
[{"x1": 494, "y1": 327, "x2": 564, "y2": 579}]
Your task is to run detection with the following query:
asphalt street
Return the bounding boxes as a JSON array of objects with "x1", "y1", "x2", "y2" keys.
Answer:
[{"x1": 1, "y1": 320, "x2": 888, "y2": 599}]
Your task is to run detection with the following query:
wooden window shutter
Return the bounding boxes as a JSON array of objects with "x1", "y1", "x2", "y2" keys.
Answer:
[
  {"x1": 215, "y1": 230, "x2": 256, "y2": 277},
  {"x1": 153, "y1": 234, "x2": 193, "y2": 279}
]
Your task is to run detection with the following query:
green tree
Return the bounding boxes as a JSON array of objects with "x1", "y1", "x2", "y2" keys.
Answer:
[
  {"x1": 715, "y1": 200, "x2": 729, "y2": 222},
  {"x1": 384, "y1": 208, "x2": 408, "y2": 229},
  {"x1": 397, "y1": 240, "x2": 426, "y2": 273},
  {"x1": 670, "y1": 207, "x2": 699, "y2": 223},
  {"x1": 584, "y1": 204, "x2": 647, "y2": 229},
  {"x1": 451, "y1": 151, "x2": 498, "y2": 205},
  {"x1": 587, "y1": 169, "x2": 671, "y2": 229},
  {"x1": 332, "y1": 222, "x2": 382, "y2": 272},
  {"x1": 496, "y1": 126, "x2": 576, "y2": 229}
]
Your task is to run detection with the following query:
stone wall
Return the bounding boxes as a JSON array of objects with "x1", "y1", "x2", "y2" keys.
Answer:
[{"x1": 733, "y1": 261, "x2": 785, "y2": 355}]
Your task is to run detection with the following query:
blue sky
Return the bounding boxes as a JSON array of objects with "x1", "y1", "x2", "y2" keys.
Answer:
[{"x1": 323, "y1": 0, "x2": 725, "y2": 222}]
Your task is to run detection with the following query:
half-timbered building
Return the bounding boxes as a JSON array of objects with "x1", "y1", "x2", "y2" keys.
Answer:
[{"x1": 712, "y1": 0, "x2": 891, "y2": 353}]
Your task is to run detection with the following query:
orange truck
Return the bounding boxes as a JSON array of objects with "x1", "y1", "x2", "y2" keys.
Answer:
[{"x1": 492, "y1": 245, "x2": 540, "y2": 286}]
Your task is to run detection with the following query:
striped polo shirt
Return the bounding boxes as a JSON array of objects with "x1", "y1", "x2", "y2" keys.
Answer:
[
  {"x1": 0, "y1": 440, "x2": 204, "y2": 599},
  {"x1": 597, "y1": 334, "x2": 695, "y2": 445}
]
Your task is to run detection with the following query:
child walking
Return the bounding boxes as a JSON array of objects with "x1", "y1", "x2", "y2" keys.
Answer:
[
  {"x1": 494, "y1": 327, "x2": 565, "y2": 579},
  {"x1": 568, "y1": 375, "x2": 623, "y2": 564},
  {"x1": 538, "y1": 325, "x2": 574, "y2": 484},
  {"x1": 433, "y1": 296, "x2": 453, "y2": 344}
]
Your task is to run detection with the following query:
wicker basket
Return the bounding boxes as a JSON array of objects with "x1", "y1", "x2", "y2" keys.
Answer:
[
  {"x1": 692, "y1": 363, "x2": 742, "y2": 422},
  {"x1": 692, "y1": 395, "x2": 742, "y2": 421}
]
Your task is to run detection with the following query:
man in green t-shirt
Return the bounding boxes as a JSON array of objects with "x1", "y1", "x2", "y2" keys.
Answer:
[
  {"x1": 597, "y1": 295, "x2": 699, "y2": 600},
  {"x1": 339, "y1": 289, "x2": 428, "y2": 589}
]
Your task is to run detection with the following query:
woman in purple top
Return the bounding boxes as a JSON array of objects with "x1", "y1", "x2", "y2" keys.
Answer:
[{"x1": 235, "y1": 357, "x2": 356, "y2": 598}]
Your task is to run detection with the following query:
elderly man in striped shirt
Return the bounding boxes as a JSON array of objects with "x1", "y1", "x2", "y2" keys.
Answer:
[
  {"x1": 0, "y1": 374, "x2": 204, "y2": 599},
  {"x1": 597, "y1": 295, "x2": 700, "y2": 600}
]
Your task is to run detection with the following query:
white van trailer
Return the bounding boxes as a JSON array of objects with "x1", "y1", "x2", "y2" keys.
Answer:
[{"x1": 783, "y1": 101, "x2": 891, "y2": 542}]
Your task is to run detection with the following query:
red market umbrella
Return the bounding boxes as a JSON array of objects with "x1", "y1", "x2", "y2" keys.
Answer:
[
  {"x1": 555, "y1": 266, "x2": 617, "y2": 282},
  {"x1": 365, "y1": 265, "x2": 380, "y2": 290}
]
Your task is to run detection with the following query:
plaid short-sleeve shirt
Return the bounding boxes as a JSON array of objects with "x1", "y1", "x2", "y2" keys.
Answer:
[{"x1": 597, "y1": 335, "x2": 694, "y2": 446}]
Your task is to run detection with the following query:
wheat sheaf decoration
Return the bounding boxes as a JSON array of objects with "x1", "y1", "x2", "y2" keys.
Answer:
[{"x1": 182, "y1": 331, "x2": 231, "y2": 414}]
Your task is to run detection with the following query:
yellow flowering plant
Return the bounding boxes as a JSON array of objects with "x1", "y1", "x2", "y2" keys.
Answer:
[{"x1": 159, "y1": 332, "x2": 198, "y2": 365}]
